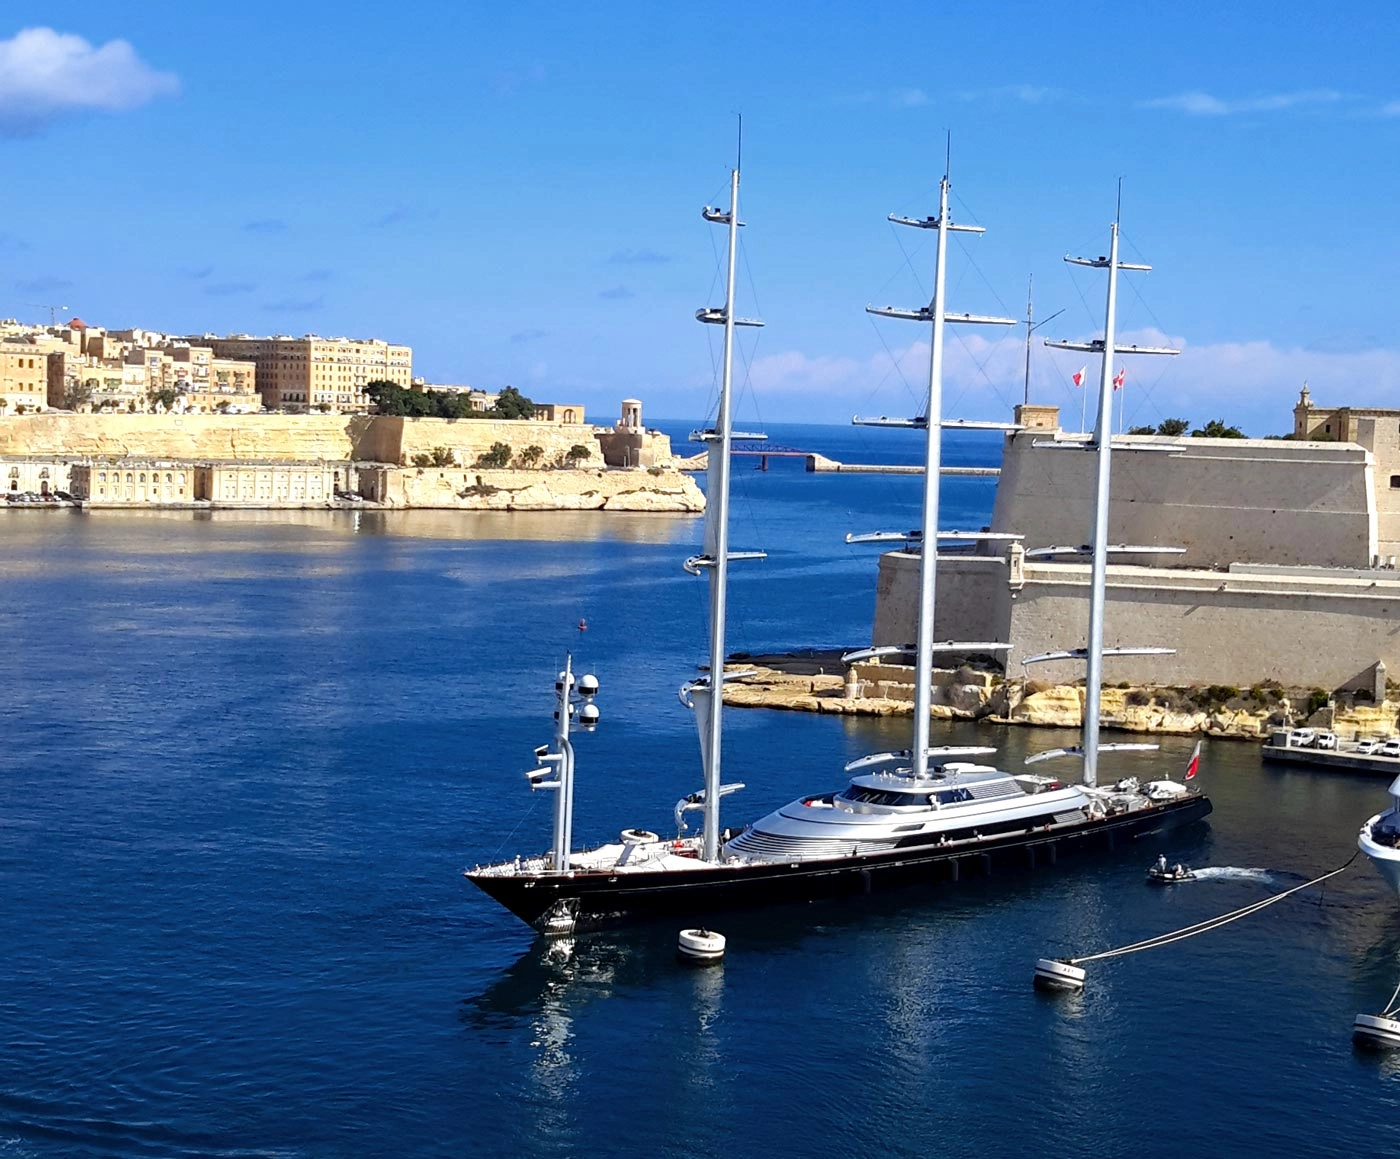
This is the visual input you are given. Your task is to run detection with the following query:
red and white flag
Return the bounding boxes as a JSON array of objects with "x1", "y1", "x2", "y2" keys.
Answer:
[
  {"x1": 1112, "y1": 367, "x2": 1126, "y2": 391},
  {"x1": 1071, "y1": 366, "x2": 1087, "y2": 387},
  {"x1": 1185, "y1": 739, "x2": 1201, "y2": 780}
]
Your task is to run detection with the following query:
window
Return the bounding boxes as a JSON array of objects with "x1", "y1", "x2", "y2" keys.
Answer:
[{"x1": 1390, "y1": 475, "x2": 1400, "y2": 489}]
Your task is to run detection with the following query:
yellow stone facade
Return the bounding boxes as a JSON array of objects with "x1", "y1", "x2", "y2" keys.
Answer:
[{"x1": 200, "y1": 335, "x2": 412, "y2": 413}]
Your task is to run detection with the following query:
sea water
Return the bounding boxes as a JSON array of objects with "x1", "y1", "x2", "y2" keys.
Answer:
[{"x1": 1, "y1": 425, "x2": 1398, "y2": 1157}]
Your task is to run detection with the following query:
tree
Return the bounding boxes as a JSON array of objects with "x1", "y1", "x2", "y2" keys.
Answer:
[
  {"x1": 1156, "y1": 417, "x2": 1190, "y2": 436},
  {"x1": 1191, "y1": 418, "x2": 1245, "y2": 439},
  {"x1": 475, "y1": 442, "x2": 513, "y2": 468},
  {"x1": 517, "y1": 444, "x2": 543, "y2": 468},
  {"x1": 564, "y1": 443, "x2": 592, "y2": 467},
  {"x1": 1127, "y1": 425, "x2": 1157, "y2": 435},
  {"x1": 149, "y1": 387, "x2": 178, "y2": 412},
  {"x1": 62, "y1": 380, "x2": 94, "y2": 411},
  {"x1": 491, "y1": 386, "x2": 536, "y2": 420}
]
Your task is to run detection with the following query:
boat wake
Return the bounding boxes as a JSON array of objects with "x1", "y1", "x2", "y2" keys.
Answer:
[{"x1": 1190, "y1": 867, "x2": 1274, "y2": 884}]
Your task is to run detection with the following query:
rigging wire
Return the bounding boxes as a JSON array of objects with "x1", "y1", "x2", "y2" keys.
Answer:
[{"x1": 1066, "y1": 852, "x2": 1358, "y2": 967}]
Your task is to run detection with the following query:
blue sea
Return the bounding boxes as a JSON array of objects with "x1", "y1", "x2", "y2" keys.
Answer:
[{"x1": 2, "y1": 423, "x2": 1398, "y2": 1157}]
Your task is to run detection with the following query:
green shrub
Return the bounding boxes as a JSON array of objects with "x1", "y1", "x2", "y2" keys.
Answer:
[{"x1": 474, "y1": 442, "x2": 513, "y2": 469}]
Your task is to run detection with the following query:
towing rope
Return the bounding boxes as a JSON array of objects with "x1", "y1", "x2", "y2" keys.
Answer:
[{"x1": 1070, "y1": 851, "x2": 1359, "y2": 967}]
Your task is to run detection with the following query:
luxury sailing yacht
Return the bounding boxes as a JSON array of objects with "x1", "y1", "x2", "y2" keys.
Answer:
[{"x1": 465, "y1": 168, "x2": 1210, "y2": 935}]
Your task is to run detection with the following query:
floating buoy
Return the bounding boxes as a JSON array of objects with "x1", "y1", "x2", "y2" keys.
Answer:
[
  {"x1": 1034, "y1": 957, "x2": 1086, "y2": 992},
  {"x1": 678, "y1": 928, "x2": 726, "y2": 965},
  {"x1": 1355, "y1": 1013, "x2": 1400, "y2": 1049}
]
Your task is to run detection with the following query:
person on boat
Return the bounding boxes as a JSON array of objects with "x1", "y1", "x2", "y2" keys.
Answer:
[
  {"x1": 1155, "y1": 854, "x2": 1168, "y2": 875},
  {"x1": 1173, "y1": 863, "x2": 1185, "y2": 877}
]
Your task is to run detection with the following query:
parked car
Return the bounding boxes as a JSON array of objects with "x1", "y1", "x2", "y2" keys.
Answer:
[
  {"x1": 1382, "y1": 738, "x2": 1400, "y2": 759},
  {"x1": 1290, "y1": 728, "x2": 1316, "y2": 748},
  {"x1": 1315, "y1": 731, "x2": 1338, "y2": 750},
  {"x1": 1355, "y1": 739, "x2": 1381, "y2": 755}
]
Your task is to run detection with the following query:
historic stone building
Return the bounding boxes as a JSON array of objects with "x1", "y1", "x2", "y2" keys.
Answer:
[{"x1": 197, "y1": 334, "x2": 412, "y2": 413}]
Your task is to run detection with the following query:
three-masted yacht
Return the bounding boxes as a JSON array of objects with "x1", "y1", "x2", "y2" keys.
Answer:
[{"x1": 466, "y1": 169, "x2": 1210, "y2": 936}]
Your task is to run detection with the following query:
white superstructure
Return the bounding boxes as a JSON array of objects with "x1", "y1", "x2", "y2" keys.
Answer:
[{"x1": 1359, "y1": 775, "x2": 1400, "y2": 896}]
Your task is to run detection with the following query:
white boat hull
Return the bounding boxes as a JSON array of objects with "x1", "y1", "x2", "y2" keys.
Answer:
[{"x1": 1358, "y1": 812, "x2": 1400, "y2": 896}]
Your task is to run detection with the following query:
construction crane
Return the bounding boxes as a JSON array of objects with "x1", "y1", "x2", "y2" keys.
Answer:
[{"x1": 26, "y1": 304, "x2": 69, "y2": 326}]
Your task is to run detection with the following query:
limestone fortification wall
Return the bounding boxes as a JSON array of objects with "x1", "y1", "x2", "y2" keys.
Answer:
[
  {"x1": 991, "y1": 432, "x2": 1375, "y2": 569},
  {"x1": 368, "y1": 417, "x2": 609, "y2": 466},
  {"x1": 875, "y1": 550, "x2": 1400, "y2": 690},
  {"x1": 0, "y1": 413, "x2": 642, "y2": 468},
  {"x1": 371, "y1": 465, "x2": 704, "y2": 512},
  {"x1": 0, "y1": 413, "x2": 370, "y2": 461},
  {"x1": 872, "y1": 552, "x2": 1009, "y2": 648}
]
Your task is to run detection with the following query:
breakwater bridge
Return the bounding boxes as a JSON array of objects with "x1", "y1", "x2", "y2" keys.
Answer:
[{"x1": 727, "y1": 440, "x2": 998, "y2": 476}]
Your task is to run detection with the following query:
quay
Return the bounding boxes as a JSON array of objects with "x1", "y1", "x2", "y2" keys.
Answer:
[
  {"x1": 1260, "y1": 735, "x2": 1400, "y2": 776},
  {"x1": 804, "y1": 452, "x2": 998, "y2": 477}
]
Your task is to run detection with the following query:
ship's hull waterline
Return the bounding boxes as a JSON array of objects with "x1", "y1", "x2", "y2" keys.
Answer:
[{"x1": 469, "y1": 793, "x2": 1212, "y2": 932}]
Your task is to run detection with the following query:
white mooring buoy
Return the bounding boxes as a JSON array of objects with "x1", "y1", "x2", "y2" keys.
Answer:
[
  {"x1": 1354, "y1": 1013, "x2": 1400, "y2": 1049},
  {"x1": 1034, "y1": 957, "x2": 1086, "y2": 992},
  {"x1": 678, "y1": 928, "x2": 726, "y2": 965}
]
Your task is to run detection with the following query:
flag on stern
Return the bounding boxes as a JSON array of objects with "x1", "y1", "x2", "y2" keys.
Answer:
[{"x1": 1185, "y1": 739, "x2": 1201, "y2": 780}]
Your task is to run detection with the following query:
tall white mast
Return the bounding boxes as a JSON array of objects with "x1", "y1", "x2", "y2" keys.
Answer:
[
  {"x1": 1045, "y1": 204, "x2": 1177, "y2": 786},
  {"x1": 688, "y1": 153, "x2": 764, "y2": 860},
  {"x1": 866, "y1": 171, "x2": 1013, "y2": 778}
]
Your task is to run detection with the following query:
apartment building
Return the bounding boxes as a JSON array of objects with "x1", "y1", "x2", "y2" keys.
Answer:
[
  {"x1": 199, "y1": 334, "x2": 412, "y2": 413},
  {"x1": 0, "y1": 345, "x2": 50, "y2": 412}
]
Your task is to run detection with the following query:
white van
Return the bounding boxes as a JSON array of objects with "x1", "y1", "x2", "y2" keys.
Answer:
[
  {"x1": 1290, "y1": 729, "x2": 1316, "y2": 748},
  {"x1": 1315, "y1": 731, "x2": 1338, "y2": 750}
]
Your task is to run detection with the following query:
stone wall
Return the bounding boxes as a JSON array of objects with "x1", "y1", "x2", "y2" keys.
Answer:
[
  {"x1": 876, "y1": 549, "x2": 1400, "y2": 690},
  {"x1": 0, "y1": 412, "x2": 638, "y2": 470},
  {"x1": 375, "y1": 417, "x2": 606, "y2": 467},
  {"x1": 362, "y1": 464, "x2": 704, "y2": 512},
  {"x1": 991, "y1": 431, "x2": 1375, "y2": 569},
  {"x1": 872, "y1": 552, "x2": 1009, "y2": 647},
  {"x1": 0, "y1": 413, "x2": 369, "y2": 461}
]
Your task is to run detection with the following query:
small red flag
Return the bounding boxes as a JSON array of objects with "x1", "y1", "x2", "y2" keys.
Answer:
[
  {"x1": 1112, "y1": 367, "x2": 1126, "y2": 391},
  {"x1": 1185, "y1": 739, "x2": 1201, "y2": 780},
  {"x1": 1071, "y1": 365, "x2": 1087, "y2": 387}
]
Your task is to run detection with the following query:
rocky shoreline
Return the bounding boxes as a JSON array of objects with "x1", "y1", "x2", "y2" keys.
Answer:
[{"x1": 720, "y1": 656, "x2": 1398, "y2": 742}]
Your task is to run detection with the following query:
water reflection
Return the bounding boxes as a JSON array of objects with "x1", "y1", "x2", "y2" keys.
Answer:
[{"x1": 83, "y1": 506, "x2": 700, "y2": 544}]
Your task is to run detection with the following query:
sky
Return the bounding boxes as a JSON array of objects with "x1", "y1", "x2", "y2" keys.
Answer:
[{"x1": 2, "y1": 1, "x2": 1398, "y2": 433}]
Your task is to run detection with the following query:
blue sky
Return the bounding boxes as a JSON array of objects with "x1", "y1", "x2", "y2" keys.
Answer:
[{"x1": 2, "y1": 1, "x2": 1398, "y2": 433}]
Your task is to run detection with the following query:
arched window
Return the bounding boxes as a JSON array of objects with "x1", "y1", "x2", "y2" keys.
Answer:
[
  {"x1": 166, "y1": 473, "x2": 173, "y2": 484},
  {"x1": 139, "y1": 473, "x2": 146, "y2": 483},
  {"x1": 7, "y1": 468, "x2": 17, "y2": 479},
  {"x1": 126, "y1": 473, "x2": 134, "y2": 484}
]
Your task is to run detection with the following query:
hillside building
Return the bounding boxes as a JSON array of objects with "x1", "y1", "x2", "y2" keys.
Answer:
[{"x1": 198, "y1": 334, "x2": 411, "y2": 413}]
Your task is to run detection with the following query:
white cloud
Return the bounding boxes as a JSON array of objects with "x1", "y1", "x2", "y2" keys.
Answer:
[
  {"x1": 1139, "y1": 88, "x2": 1345, "y2": 116},
  {"x1": 737, "y1": 326, "x2": 1400, "y2": 434},
  {"x1": 0, "y1": 26, "x2": 178, "y2": 135},
  {"x1": 834, "y1": 88, "x2": 930, "y2": 110},
  {"x1": 957, "y1": 84, "x2": 1059, "y2": 105}
]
